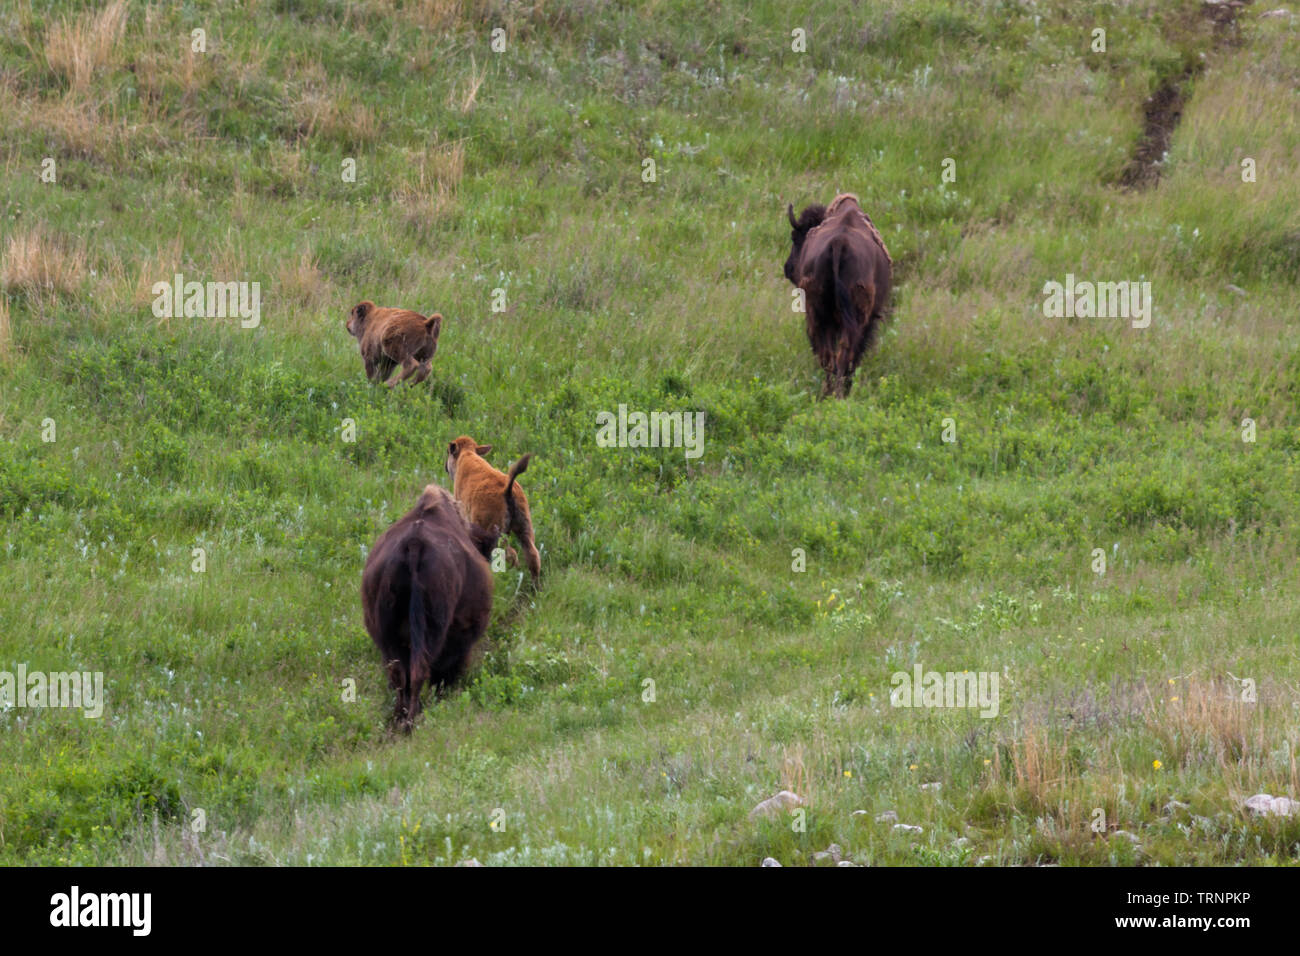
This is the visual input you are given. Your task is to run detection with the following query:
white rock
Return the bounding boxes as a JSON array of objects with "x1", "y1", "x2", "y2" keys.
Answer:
[
  {"x1": 875, "y1": 810, "x2": 899, "y2": 823},
  {"x1": 836, "y1": 860, "x2": 856, "y2": 867},
  {"x1": 749, "y1": 790, "x2": 804, "y2": 820},
  {"x1": 920, "y1": 782, "x2": 942, "y2": 791},
  {"x1": 812, "y1": 843, "x2": 843, "y2": 864},
  {"x1": 1111, "y1": 829, "x2": 1140, "y2": 843},
  {"x1": 761, "y1": 857, "x2": 782, "y2": 867},
  {"x1": 893, "y1": 823, "x2": 923, "y2": 834},
  {"x1": 1244, "y1": 793, "x2": 1298, "y2": 817}
]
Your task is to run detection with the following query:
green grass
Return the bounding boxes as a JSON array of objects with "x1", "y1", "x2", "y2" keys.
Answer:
[{"x1": 1, "y1": 0, "x2": 1299, "y2": 865}]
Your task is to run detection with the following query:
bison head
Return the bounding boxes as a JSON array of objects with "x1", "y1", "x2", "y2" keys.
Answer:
[
  {"x1": 445, "y1": 436, "x2": 492, "y2": 480},
  {"x1": 784, "y1": 203, "x2": 827, "y2": 284},
  {"x1": 346, "y1": 300, "x2": 375, "y2": 338}
]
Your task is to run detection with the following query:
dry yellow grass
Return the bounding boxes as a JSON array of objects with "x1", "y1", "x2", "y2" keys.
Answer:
[
  {"x1": 1145, "y1": 677, "x2": 1268, "y2": 775},
  {"x1": 1003, "y1": 722, "x2": 1073, "y2": 810},
  {"x1": 292, "y1": 81, "x2": 379, "y2": 147},
  {"x1": 274, "y1": 250, "x2": 332, "y2": 326},
  {"x1": 779, "y1": 743, "x2": 810, "y2": 805},
  {"x1": 401, "y1": 0, "x2": 490, "y2": 30},
  {"x1": 396, "y1": 140, "x2": 466, "y2": 231},
  {"x1": 1, "y1": 230, "x2": 88, "y2": 299},
  {"x1": 44, "y1": 0, "x2": 129, "y2": 91},
  {"x1": 134, "y1": 45, "x2": 213, "y2": 113},
  {"x1": 131, "y1": 235, "x2": 186, "y2": 309},
  {"x1": 448, "y1": 55, "x2": 487, "y2": 114},
  {"x1": 0, "y1": 295, "x2": 13, "y2": 364}
]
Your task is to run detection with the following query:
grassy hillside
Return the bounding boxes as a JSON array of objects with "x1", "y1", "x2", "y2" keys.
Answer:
[{"x1": 1, "y1": 0, "x2": 1298, "y2": 865}]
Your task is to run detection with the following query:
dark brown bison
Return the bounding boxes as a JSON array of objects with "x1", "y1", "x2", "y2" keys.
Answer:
[
  {"x1": 361, "y1": 480, "x2": 518, "y2": 732},
  {"x1": 784, "y1": 193, "x2": 893, "y2": 398}
]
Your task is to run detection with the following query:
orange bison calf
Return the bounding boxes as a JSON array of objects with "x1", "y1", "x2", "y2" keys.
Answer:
[
  {"x1": 445, "y1": 436, "x2": 541, "y2": 584},
  {"x1": 346, "y1": 300, "x2": 442, "y2": 387},
  {"x1": 361, "y1": 482, "x2": 502, "y2": 732}
]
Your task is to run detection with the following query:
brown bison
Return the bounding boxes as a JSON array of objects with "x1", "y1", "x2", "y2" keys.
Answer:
[
  {"x1": 346, "y1": 300, "x2": 442, "y2": 387},
  {"x1": 784, "y1": 194, "x2": 893, "y2": 398},
  {"x1": 446, "y1": 438, "x2": 540, "y2": 584},
  {"x1": 361, "y1": 480, "x2": 518, "y2": 732}
]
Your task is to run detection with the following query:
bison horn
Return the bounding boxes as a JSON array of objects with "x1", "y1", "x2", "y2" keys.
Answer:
[{"x1": 787, "y1": 203, "x2": 798, "y2": 228}]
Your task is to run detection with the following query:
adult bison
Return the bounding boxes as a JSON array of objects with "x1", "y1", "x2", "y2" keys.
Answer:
[
  {"x1": 784, "y1": 193, "x2": 893, "y2": 398},
  {"x1": 361, "y1": 481, "x2": 514, "y2": 732}
]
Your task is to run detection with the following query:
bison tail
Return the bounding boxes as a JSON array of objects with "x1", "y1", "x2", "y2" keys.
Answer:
[
  {"x1": 831, "y1": 239, "x2": 860, "y2": 329},
  {"x1": 504, "y1": 453, "x2": 531, "y2": 533},
  {"x1": 404, "y1": 537, "x2": 447, "y2": 688}
]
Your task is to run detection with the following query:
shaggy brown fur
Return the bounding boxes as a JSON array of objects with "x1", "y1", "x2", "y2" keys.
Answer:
[
  {"x1": 784, "y1": 194, "x2": 893, "y2": 398},
  {"x1": 346, "y1": 300, "x2": 442, "y2": 387},
  {"x1": 361, "y1": 482, "x2": 500, "y2": 732},
  {"x1": 445, "y1": 436, "x2": 540, "y2": 583}
]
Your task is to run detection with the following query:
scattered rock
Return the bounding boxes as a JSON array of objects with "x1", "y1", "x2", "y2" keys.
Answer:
[
  {"x1": 893, "y1": 823, "x2": 923, "y2": 835},
  {"x1": 920, "y1": 782, "x2": 942, "y2": 792},
  {"x1": 456, "y1": 858, "x2": 484, "y2": 867},
  {"x1": 812, "y1": 843, "x2": 843, "y2": 864},
  {"x1": 761, "y1": 857, "x2": 782, "y2": 867},
  {"x1": 836, "y1": 860, "x2": 856, "y2": 867},
  {"x1": 874, "y1": 810, "x2": 898, "y2": 824},
  {"x1": 851, "y1": 809, "x2": 870, "y2": 818},
  {"x1": 1244, "y1": 793, "x2": 1299, "y2": 817},
  {"x1": 749, "y1": 790, "x2": 804, "y2": 820}
]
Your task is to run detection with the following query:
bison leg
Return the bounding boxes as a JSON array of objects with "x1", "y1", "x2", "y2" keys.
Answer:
[
  {"x1": 384, "y1": 657, "x2": 410, "y2": 730},
  {"x1": 514, "y1": 527, "x2": 542, "y2": 584},
  {"x1": 386, "y1": 356, "x2": 422, "y2": 388},
  {"x1": 393, "y1": 676, "x2": 412, "y2": 732},
  {"x1": 411, "y1": 360, "x2": 432, "y2": 385},
  {"x1": 836, "y1": 338, "x2": 858, "y2": 398},
  {"x1": 406, "y1": 672, "x2": 426, "y2": 726}
]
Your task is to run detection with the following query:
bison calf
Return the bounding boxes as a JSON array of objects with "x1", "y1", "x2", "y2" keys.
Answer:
[
  {"x1": 784, "y1": 193, "x2": 893, "y2": 398},
  {"x1": 346, "y1": 300, "x2": 442, "y2": 387},
  {"x1": 361, "y1": 482, "x2": 500, "y2": 732},
  {"x1": 445, "y1": 436, "x2": 540, "y2": 584}
]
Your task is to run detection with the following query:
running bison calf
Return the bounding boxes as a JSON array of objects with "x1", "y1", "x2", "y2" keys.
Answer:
[
  {"x1": 346, "y1": 300, "x2": 442, "y2": 387},
  {"x1": 446, "y1": 437, "x2": 540, "y2": 584},
  {"x1": 784, "y1": 193, "x2": 893, "y2": 398},
  {"x1": 361, "y1": 482, "x2": 508, "y2": 732}
]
